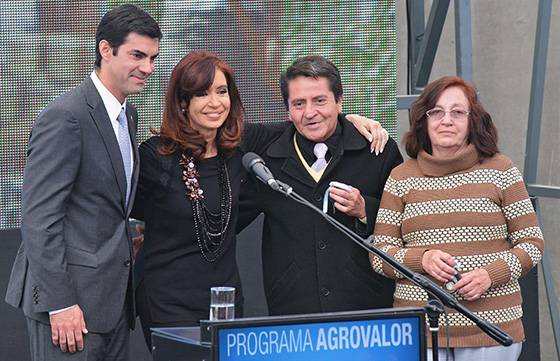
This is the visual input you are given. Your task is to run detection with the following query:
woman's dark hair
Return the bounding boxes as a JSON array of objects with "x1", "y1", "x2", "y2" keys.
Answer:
[
  {"x1": 404, "y1": 76, "x2": 499, "y2": 160},
  {"x1": 157, "y1": 51, "x2": 244, "y2": 159}
]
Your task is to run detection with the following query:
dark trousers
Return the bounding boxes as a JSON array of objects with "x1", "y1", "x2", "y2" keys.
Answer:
[{"x1": 26, "y1": 305, "x2": 130, "y2": 361}]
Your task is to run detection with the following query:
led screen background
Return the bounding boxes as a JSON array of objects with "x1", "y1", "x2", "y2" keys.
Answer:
[{"x1": 0, "y1": 1, "x2": 396, "y2": 229}]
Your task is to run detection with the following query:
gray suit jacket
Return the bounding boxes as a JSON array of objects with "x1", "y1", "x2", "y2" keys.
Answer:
[{"x1": 5, "y1": 76, "x2": 139, "y2": 333}]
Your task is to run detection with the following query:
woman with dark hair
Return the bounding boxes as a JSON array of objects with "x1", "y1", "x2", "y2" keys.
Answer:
[
  {"x1": 370, "y1": 76, "x2": 544, "y2": 360},
  {"x1": 132, "y1": 51, "x2": 250, "y2": 347},
  {"x1": 132, "y1": 50, "x2": 387, "y2": 347}
]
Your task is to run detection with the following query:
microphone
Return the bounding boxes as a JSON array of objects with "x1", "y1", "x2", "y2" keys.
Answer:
[{"x1": 242, "y1": 152, "x2": 280, "y2": 191}]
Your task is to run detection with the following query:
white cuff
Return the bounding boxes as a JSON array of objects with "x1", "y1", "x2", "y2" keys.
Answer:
[{"x1": 49, "y1": 304, "x2": 76, "y2": 315}]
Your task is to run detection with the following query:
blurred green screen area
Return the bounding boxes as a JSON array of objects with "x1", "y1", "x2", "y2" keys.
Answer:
[{"x1": 0, "y1": 1, "x2": 396, "y2": 229}]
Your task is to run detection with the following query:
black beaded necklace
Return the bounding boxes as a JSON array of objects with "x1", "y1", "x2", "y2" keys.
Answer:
[{"x1": 179, "y1": 153, "x2": 232, "y2": 262}]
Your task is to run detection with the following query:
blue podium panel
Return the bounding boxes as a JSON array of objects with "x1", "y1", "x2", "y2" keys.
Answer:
[
  {"x1": 152, "y1": 307, "x2": 425, "y2": 361},
  {"x1": 218, "y1": 316, "x2": 421, "y2": 361}
]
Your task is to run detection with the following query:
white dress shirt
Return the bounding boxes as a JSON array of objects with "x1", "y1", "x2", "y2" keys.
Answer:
[{"x1": 90, "y1": 71, "x2": 134, "y2": 169}]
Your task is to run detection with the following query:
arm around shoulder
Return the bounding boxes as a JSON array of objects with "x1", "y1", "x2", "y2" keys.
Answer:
[{"x1": 241, "y1": 121, "x2": 290, "y2": 154}]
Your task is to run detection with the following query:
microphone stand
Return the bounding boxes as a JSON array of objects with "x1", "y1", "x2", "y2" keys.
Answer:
[
  {"x1": 271, "y1": 180, "x2": 513, "y2": 357},
  {"x1": 426, "y1": 297, "x2": 444, "y2": 361}
]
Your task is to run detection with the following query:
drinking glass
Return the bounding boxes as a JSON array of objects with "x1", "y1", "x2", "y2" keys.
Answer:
[{"x1": 209, "y1": 286, "x2": 235, "y2": 321}]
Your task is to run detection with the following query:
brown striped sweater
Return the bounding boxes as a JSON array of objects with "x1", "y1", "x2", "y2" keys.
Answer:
[{"x1": 369, "y1": 144, "x2": 544, "y2": 347}]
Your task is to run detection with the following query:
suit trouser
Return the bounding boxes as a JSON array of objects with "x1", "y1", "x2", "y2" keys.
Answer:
[{"x1": 25, "y1": 304, "x2": 130, "y2": 361}]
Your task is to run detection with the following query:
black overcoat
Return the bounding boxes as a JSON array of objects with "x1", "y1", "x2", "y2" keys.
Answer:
[{"x1": 239, "y1": 115, "x2": 403, "y2": 316}]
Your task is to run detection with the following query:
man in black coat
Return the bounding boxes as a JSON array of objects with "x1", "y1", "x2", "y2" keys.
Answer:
[{"x1": 239, "y1": 55, "x2": 403, "y2": 316}]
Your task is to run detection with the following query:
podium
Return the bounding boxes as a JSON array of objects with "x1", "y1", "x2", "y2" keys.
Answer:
[{"x1": 152, "y1": 307, "x2": 426, "y2": 360}]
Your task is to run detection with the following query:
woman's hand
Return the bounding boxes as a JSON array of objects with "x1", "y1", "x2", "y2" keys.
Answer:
[
  {"x1": 454, "y1": 268, "x2": 492, "y2": 301},
  {"x1": 345, "y1": 114, "x2": 389, "y2": 155},
  {"x1": 421, "y1": 250, "x2": 457, "y2": 282}
]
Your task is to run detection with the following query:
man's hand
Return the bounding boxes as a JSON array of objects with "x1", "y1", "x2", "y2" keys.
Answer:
[
  {"x1": 132, "y1": 223, "x2": 145, "y2": 258},
  {"x1": 329, "y1": 186, "x2": 366, "y2": 218},
  {"x1": 49, "y1": 304, "x2": 87, "y2": 353},
  {"x1": 454, "y1": 268, "x2": 492, "y2": 301},
  {"x1": 421, "y1": 250, "x2": 457, "y2": 283},
  {"x1": 346, "y1": 114, "x2": 389, "y2": 155}
]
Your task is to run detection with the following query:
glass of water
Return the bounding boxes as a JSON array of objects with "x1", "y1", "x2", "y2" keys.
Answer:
[{"x1": 209, "y1": 286, "x2": 235, "y2": 321}]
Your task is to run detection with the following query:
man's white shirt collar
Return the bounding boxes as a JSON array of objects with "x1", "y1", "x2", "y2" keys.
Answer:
[
  {"x1": 90, "y1": 71, "x2": 127, "y2": 122},
  {"x1": 89, "y1": 71, "x2": 134, "y2": 170}
]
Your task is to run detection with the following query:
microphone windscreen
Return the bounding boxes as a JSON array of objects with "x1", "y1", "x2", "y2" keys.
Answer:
[{"x1": 242, "y1": 152, "x2": 263, "y2": 171}]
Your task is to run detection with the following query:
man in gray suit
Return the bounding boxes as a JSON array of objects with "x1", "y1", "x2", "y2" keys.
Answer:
[{"x1": 5, "y1": 5, "x2": 161, "y2": 360}]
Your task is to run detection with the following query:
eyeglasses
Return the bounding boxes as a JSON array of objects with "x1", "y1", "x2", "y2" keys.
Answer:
[{"x1": 426, "y1": 108, "x2": 470, "y2": 121}]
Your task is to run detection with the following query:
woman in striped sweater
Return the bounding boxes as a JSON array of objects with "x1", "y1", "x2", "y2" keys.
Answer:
[{"x1": 370, "y1": 76, "x2": 544, "y2": 361}]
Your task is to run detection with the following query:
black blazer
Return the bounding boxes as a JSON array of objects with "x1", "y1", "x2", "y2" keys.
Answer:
[
  {"x1": 130, "y1": 122, "x2": 289, "y2": 324},
  {"x1": 239, "y1": 115, "x2": 403, "y2": 316}
]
